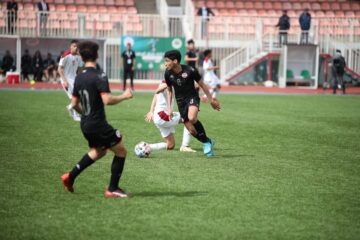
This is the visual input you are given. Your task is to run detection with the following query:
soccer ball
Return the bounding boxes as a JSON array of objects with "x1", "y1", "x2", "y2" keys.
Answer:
[{"x1": 134, "y1": 141, "x2": 151, "y2": 158}]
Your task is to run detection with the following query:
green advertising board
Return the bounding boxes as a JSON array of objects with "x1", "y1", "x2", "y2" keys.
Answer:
[{"x1": 120, "y1": 36, "x2": 185, "y2": 71}]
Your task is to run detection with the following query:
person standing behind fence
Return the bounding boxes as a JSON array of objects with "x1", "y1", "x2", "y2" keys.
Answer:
[
  {"x1": 185, "y1": 39, "x2": 199, "y2": 70},
  {"x1": 33, "y1": 50, "x2": 43, "y2": 82},
  {"x1": 21, "y1": 49, "x2": 32, "y2": 82},
  {"x1": 197, "y1": 4, "x2": 215, "y2": 39},
  {"x1": 299, "y1": 9, "x2": 311, "y2": 45},
  {"x1": 37, "y1": 0, "x2": 50, "y2": 36},
  {"x1": 275, "y1": 10, "x2": 290, "y2": 47},
  {"x1": 2, "y1": 50, "x2": 14, "y2": 75},
  {"x1": 331, "y1": 50, "x2": 346, "y2": 94},
  {"x1": 6, "y1": 0, "x2": 18, "y2": 34},
  {"x1": 121, "y1": 42, "x2": 136, "y2": 91}
]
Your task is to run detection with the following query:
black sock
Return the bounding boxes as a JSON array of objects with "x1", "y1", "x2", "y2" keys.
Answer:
[
  {"x1": 109, "y1": 156, "x2": 126, "y2": 192},
  {"x1": 69, "y1": 154, "x2": 95, "y2": 182},
  {"x1": 193, "y1": 120, "x2": 210, "y2": 143}
]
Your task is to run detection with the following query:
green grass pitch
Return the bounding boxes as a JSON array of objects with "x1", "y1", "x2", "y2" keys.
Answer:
[{"x1": 0, "y1": 91, "x2": 359, "y2": 240}]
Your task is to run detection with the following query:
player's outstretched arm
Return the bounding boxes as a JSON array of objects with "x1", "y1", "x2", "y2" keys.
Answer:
[
  {"x1": 198, "y1": 80, "x2": 221, "y2": 111},
  {"x1": 58, "y1": 65, "x2": 68, "y2": 89},
  {"x1": 155, "y1": 82, "x2": 168, "y2": 94},
  {"x1": 101, "y1": 88, "x2": 133, "y2": 106},
  {"x1": 145, "y1": 94, "x2": 157, "y2": 122}
]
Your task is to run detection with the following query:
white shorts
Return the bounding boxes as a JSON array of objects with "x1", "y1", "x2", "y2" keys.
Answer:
[
  {"x1": 204, "y1": 73, "x2": 220, "y2": 88},
  {"x1": 153, "y1": 112, "x2": 181, "y2": 138},
  {"x1": 61, "y1": 79, "x2": 75, "y2": 99}
]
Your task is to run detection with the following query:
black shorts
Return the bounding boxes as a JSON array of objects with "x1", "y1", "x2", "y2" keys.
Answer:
[
  {"x1": 177, "y1": 96, "x2": 200, "y2": 122},
  {"x1": 82, "y1": 125, "x2": 122, "y2": 149}
]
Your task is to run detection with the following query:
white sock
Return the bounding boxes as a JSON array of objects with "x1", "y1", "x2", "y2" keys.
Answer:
[
  {"x1": 212, "y1": 89, "x2": 217, "y2": 98},
  {"x1": 149, "y1": 142, "x2": 167, "y2": 151},
  {"x1": 181, "y1": 127, "x2": 192, "y2": 147}
]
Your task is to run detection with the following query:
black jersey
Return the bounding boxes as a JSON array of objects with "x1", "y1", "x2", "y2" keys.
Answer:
[
  {"x1": 121, "y1": 50, "x2": 136, "y2": 70},
  {"x1": 72, "y1": 67, "x2": 111, "y2": 133},
  {"x1": 186, "y1": 50, "x2": 197, "y2": 68},
  {"x1": 164, "y1": 64, "x2": 201, "y2": 102}
]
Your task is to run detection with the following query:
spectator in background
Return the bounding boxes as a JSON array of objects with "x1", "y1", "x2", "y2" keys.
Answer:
[
  {"x1": 331, "y1": 50, "x2": 346, "y2": 94},
  {"x1": 185, "y1": 39, "x2": 199, "y2": 70},
  {"x1": 2, "y1": 50, "x2": 14, "y2": 75},
  {"x1": 121, "y1": 42, "x2": 136, "y2": 91},
  {"x1": 21, "y1": 49, "x2": 32, "y2": 82},
  {"x1": 37, "y1": 0, "x2": 50, "y2": 36},
  {"x1": 197, "y1": 4, "x2": 215, "y2": 39},
  {"x1": 33, "y1": 50, "x2": 43, "y2": 82},
  {"x1": 275, "y1": 10, "x2": 290, "y2": 47},
  {"x1": 299, "y1": 9, "x2": 311, "y2": 44},
  {"x1": 43, "y1": 53, "x2": 56, "y2": 83},
  {"x1": 6, "y1": 0, "x2": 18, "y2": 34}
]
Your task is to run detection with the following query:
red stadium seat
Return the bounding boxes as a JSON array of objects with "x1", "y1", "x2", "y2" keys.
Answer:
[
  {"x1": 244, "y1": 2, "x2": 254, "y2": 9},
  {"x1": 264, "y1": 2, "x2": 272, "y2": 10},
  {"x1": 64, "y1": 0, "x2": 74, "y2": 4},
  {"x1": 216, "y1": 1, "x2": 225, "y2": 9},
  {"x1": 225, "y1": 2, "x2": 234, "y2": 9},
  {"x1": 54, "y1": 0, "x2": 64, "y2": 4},
  {"x1": 115, "y1": 0, "x2": 125, "y2": 6},
  {"x1": 235, "y1": 2, "x2": 244, "y2": 9},
  {"x1": 345, "y1": 11, "x2": 355, "y2": 18},
  {"x1": 66, "y1": 5, "x2": 77, "y2": 12},
  {"x1": 325, "y1": 11, "x2": 335, "y2": 18},
  {"x1": 76, "y1": 0, "x2": 86, "y2": 4},
  {"x1": 96, "y1": 0, "x2": 105, "y2": 5},
  {"x1": 273, "y1": 2, "x2": 282, "y2": 10},
  {"x1": 24, "y1": 3, "x2": 35, "y2": 10},
  {"x1": 87, "y1": 5, "x2": 98, "y2": 13},
  {"x1": 321, "y1": 2, "x2": 331, "y2": 11},
  {"x1": 107, "y1": 6, "x2": 118, "y2": 13},
  {"x1": 125, "y1": 0, "x2": 134, "y2": 6},
  {"x1": 127, "y1": 7, "x2": 137, "y2": 14},
  {"x1": 254, "y1": 2, "x2": 264, "y2": 10},
  {"x1": 312, "y1": 3, "x2": 321, "y2": 11},
  {"x1": 351, "y1": 3, "x2": 360, "y2": 11},
  {"x1": 330, "y1": 3, "x2": 340, "y2": 11},
  {"x1": 105, "y1": 0, "x2": 115, "y2": 6},
  {"x1": 207, "y1": 1, "x2": 215, "y2": 9},
  {"x1": 117, "y1": 7, "x2": 127, "y2": 13},
  {"x1": 293, "y1": 3, "x2": 302, "y2": 11},
  {"x1": 98, "y1": 6, "x2": 108, "y2": 13},
  {"x1": 77, "y1": 5, "x2": 87, "y2": 12},
  {"x1": 341, "y1": 3, "x2": 351, "y2": 11},
  {"x1": 314, "y1": 11, "x2": 325, "y2": 18},
  {"x1": 335, "y1": 11, "x2": 345, "y2": 18},
  {"x1": 55, "y1": 4, "x2": 66, "y2": 11}
]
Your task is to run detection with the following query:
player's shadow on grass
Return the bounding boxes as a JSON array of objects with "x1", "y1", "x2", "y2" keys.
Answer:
[{"x1": 133, "y1": 191, "x2": 208, "y2": 198}]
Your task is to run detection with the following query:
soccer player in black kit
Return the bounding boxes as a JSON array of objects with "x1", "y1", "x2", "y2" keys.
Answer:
[
  {"x1": 61, "y1": 41, "x2": 133, "y2": 198},
  {"x1": 163, "y1": 50, "x2": 220, "y2": 157}
]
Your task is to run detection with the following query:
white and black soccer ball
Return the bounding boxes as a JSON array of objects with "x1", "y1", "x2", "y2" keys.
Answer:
[{"x1": 134, "y1": 141, "x2": 151, "y2": 158}]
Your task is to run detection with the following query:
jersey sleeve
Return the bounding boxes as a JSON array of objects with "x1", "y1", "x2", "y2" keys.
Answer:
[
  {"x1": 191, "y1": 67, "x2": 201, "y2": 82},
  {"x1": 164, "y1": 71, "x2": 172, "y2": 87},
  {"x1": 132, "y1": 51, "x2": 136, "y2": 58},
  {"x1": 96, "y1": 72, "x2": 111, "y2": 94},
  {"x1": 58, "y1": 56, "x2": 66, "y2": 67}
]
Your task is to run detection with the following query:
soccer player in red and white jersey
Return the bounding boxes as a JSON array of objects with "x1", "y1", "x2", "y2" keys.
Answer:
[
  {"x1": 58, "y1": 40, "x2": 83, "y2": 121},
  {"x1": 144, "y1": 81, "x2": 195, "y2": 152}
]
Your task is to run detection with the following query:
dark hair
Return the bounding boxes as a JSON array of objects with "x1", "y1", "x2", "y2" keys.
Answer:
[
  {"x1": 203, "y1": 49, "x2": 212, "y2": 57},
  {"x1": 78, "y1": 41, "x2": 99, "y2": 62},
  {"x1": 164, "y1": 50, "x2": 181, "y2": 63},
  {"x1": 187, "y1": 39, "x2": 194, "y2": 44},
  {"x1": 70, "y1": 39, "x2": 79, "y2": 45}
]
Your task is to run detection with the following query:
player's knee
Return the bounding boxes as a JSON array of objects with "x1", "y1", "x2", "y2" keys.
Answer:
[
  {"x1": 115, "y1": 146, "x2": 127, "y2": 157},
  {"x1": 188, "y1": 116, "x2": 197, "y2": 124},
  {"x1": 167, "y1": 142, "x2": 175, "y2": 150}
]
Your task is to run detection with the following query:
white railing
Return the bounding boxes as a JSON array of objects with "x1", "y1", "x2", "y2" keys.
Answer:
[
  {"x1": 156, "y1": 0, "x2": 169, "y2": 37},
  {"x1": 183, "y1": 0, "x2": 195, "y2": 39},
  {"x1": 220, "y1": 40, "x2": 262, "y2": 81}
]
